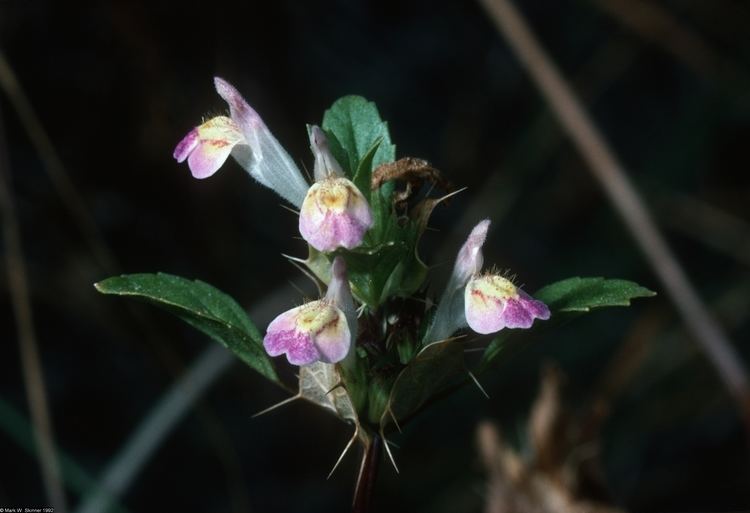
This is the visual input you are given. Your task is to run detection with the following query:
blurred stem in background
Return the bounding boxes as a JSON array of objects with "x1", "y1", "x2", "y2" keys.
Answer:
[
  {"x1": 589, "y1": 0, "x2": 750, "y2": 101},
  {"x1": 0, "y1": 48, "x2": 256, "y2": 512},
  {"x1": 0, "y1": 398, "x2": 129, "y2": 513},
  {"x1": 0, "y1": 102, "x2": 68, "y2": 512},
  {"x1": 478, "y1": 0, "x2": 750, "y2": 431}
]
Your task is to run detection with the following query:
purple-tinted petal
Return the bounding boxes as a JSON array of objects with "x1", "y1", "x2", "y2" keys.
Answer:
[
  {"x1": 214, "y1": 77, "x2": 263, "y2": 130},
  {"x1": 264, "y1": 329, "x2": 320, "y2": 366},
  {"x1": 518, "y1": 290, "x2": 551, "y2": 321},
  {"x1": 299, "y1": 177, "x2": 373, "y2": 251},
  {"x1": 263, "y1": 300, "x2": 351, "y2": 366},
  {"x1": 173, "y1": 129, "x2": 199, "y2": 163},
  {"x1": 464, "y1": 281, "x2": 507, "y2": 334},
  {"x1": 173, "y1": 116, "x2": 245, "y2": 179},
  {"x1": 312, "y1": 312, "x2": 350, "y2": 363},
  {"x1": 500, "y1": 298, "x2": 534, "y2": 329},
  {"x1": 465, "y1": 275, "x2": 550, "y2": 334}
]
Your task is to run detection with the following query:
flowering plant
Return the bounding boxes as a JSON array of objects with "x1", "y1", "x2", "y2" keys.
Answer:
[{"x1": 95, "y1": 78, "x2": 653, "y2": 510}]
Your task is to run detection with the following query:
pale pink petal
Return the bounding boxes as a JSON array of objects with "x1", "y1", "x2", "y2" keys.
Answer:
[
  {"x1": 263, "y1": 300, "x2": 352, "y2": 366},
  {"x1": 465, "y1": 281, "x2": 507, "y2": 335},
  {"x1": 173, "y1": 116, "x2": 245, "y2": 179},
  {"x1": 464, "y1": 275, "x2": 549, "y2": 334},
  {"x1": 299, "y1": 177, "x2": 373, "y2": 251},
  {"x1": 186, "y1": 139, "x2": 235, "y2": 179},
  {"x1": 312, "y1": 309, "x2": 350, "y2": 363}
]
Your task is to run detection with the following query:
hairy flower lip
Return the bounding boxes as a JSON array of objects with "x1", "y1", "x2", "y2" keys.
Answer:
[
  {"x1": 464, "y1": 275, "x2": 550, "y2": 334},
  {"x1": 299, "y1": 176, "x2": 373, "y2": 252},
  {"x1": 263, "y1": 300, "x2": 350, "y2": 365},
  {"x1": 173, "y1": 116, "x2": 245, "y2": 179},
  {"x1": 263, "y1": 256, "x2": 356, "y2": 366}
]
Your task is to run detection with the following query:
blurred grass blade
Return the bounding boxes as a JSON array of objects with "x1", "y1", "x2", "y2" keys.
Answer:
[{"x1": 0, "y1": 397, "x2": 130, "y2": 513}]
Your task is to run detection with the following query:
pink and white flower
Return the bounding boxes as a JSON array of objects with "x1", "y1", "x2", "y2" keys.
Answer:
[
  {"x1": 263, "y1": 257, "x2": 356, "y2": 365},
  {"x1": 298, "y1": 126, "x2": 373, "y2": 252},
  {"x1": 174, "y1": 78, "x2": 310, "y2": 207},
  {"x1": 173, "y1": 116, "x2": 244, "y2": 179},
  {"x1": 464, "y1": 275, "x2": 549, "y2": 334},
  {"x1": 425, "y1": 219, "x2": 549, "y2": 342},
  {"x1": 175, "y1": 83, "x2": 373, "y2": 252}
]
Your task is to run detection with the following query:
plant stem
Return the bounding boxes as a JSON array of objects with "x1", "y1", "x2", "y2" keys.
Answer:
[{"x1": 353, "y1": 433, "x2": 381, "y2": 513}]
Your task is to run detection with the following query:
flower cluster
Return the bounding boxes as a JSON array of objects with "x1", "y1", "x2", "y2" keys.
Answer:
[{"x1": 174, "y1": 78, "x2": 550, "y2": 367}]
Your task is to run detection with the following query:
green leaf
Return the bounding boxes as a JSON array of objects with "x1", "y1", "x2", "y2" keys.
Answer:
[
  {"x1": 343, "y1": 241, "x2": 410, "y2": 308},
  {"x1": 322, "y1": 95, "x2": 395, "y2": 176},
  {"x1": 476, "y1": 277, "x2": 655, "y2": 373},
  {"x1": 381, "y1": 338, "x2": 466, "y2": 429},
  {"x1": 352, "y1": 139, "x2": 382, "y2": 198},
  {"x1": 534, "y1": 277, "x2": 656, "y2": 313},
  {"x1": 95, "y1": 273, "x2": 280, "y2": 384}
]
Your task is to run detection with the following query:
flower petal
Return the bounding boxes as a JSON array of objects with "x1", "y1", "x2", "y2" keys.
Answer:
[
  {"x1": 450, "y1": 219, "x2": 490, "y2": 291},
  {"x1": 173, "y1": 116, "x2": 245, "y2": 179},
  {"x1": 173, "y1": 129, "x2": 199, "y2": 163},
  {"x1": 263, "y1": 300, "x2": 351, "y2": 366},
  {"x1": 299, "y1": 177, "x2": 373, "y2": 251},
  {"x1": 214, "y1": 77, "x2": 309, "y2": 207},
  {"x1": 312, "y1": 311, "x2": 351, "y2": 363},
  {"x1": 465, "y1": 275, "x2": 549, "y2": 334},
  {"x1": 310, "y1": 125, "x2": 344, "y2": 181},
  {"x1": 424, "y1": 219, "x2": 491, "y2": 343}
]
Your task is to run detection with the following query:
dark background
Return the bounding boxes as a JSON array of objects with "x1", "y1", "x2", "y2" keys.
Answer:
[{"x1": 1, "y1": 0, "x2": 749, "y2": 511}]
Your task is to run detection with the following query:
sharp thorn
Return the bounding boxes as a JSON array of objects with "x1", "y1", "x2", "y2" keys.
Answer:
[
  {"x1": 468, "y1": 371, "x2": 490, "y2": 399},
  {"x1": 327, "y1": 427, "x2": 359, "y2": 480},
  {"x1": 251, "y1": 395, "x2": 299, "y2": 418}
]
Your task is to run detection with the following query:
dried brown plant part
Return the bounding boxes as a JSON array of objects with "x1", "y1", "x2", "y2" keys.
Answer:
[
  {"x1": 371, "y1": 157, "x2": 453, "y2": 205},
  {"x1": 529, "y1": 364, "x2": 568, "y2": 477},
  {"x1": 477, "y1": 420, "x2": 626, "y2": 513}
]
